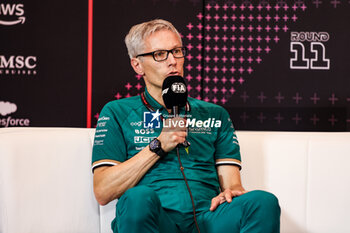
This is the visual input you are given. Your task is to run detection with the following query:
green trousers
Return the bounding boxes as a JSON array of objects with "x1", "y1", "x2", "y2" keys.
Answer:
[{"x1": 112, "y1": 186, "x2": 280, "y2": 233}]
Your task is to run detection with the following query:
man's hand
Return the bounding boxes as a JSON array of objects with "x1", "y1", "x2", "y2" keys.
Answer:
[
  {"x1": 210, "y1": 188, "x2": 247, "y2": 211},
  {"x1": 158, "y1": 117, "x2": 187, "y2": 152}
]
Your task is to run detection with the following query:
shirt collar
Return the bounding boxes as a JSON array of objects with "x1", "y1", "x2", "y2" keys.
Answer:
[{"x1": 143, "y1": 87, "x2": 164, "y2": 111}]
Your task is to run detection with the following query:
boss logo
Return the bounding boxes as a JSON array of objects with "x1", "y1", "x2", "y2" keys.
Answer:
[{"x1": 135, "y1": 129, "x2": 155, "y2": 135}]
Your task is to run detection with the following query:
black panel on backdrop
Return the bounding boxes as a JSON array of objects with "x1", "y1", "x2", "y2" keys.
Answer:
[
  {"x1": 91, "y1": 0, "x2": 202, "y2": 126},
  {"x1": 92, "y1": 0, "x2": 350, "y2": 132},
  {"x1": 221, "y1": 0, "x2": 350, "y2": 132},
  {"x1": 0, "y1": 1, "x2": 88, "y2": 127},
  {"x1": 3, "y1": 0, "x2": 347, "y2": 131}
]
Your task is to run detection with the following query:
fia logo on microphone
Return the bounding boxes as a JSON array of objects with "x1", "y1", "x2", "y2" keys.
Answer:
[
  {"x1": 171, "y1": 82, "x2": 186, "y2": 93},
  {"x1": 143, "y1": 110, "x2": 161, "y2": 128}
]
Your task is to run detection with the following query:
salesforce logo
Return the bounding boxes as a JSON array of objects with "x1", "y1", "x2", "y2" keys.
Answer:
[
  {"x1": 0, "y1": 101, "x2": 30, "y2": 127},
  {"x1": 0, "y1": 101, "x2": 17, "y2": 116}
]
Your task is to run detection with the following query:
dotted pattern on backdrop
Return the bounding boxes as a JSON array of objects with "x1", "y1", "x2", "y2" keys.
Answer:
[{"x1": 95, "y1": 0, "x2": 350, "y2": 130}]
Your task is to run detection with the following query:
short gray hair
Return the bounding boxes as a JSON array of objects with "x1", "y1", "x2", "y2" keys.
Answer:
[{"x1": 125, "y1": 19, "x2": 182, "y2": 59}]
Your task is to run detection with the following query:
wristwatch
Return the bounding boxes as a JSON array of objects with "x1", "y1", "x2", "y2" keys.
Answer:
[{"x1": 149, "y1": 138, "x2": 168, "y2": 158}]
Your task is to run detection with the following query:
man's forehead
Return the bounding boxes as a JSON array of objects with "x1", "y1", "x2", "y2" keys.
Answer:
[{"x1": 143, "y1": 30, "x2": 182, "y2": 50}]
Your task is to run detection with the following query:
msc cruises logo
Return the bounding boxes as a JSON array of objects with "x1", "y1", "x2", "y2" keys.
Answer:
[
  {"x1": 0, "y1": 55, "x2": 37, "y2": 75},
  {"x1": 0, "y1": 3, "x2": 26, "y2": 26}
]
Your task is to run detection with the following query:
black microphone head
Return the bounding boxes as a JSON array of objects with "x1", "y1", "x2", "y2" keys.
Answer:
[{"x1": 162, "y1": 76, "x2": 188, "y2": 109}]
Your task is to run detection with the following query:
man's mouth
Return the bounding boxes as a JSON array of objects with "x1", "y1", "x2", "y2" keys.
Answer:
[{"x1": 168, "y1": 71, "x2": 180, "y2": 76}]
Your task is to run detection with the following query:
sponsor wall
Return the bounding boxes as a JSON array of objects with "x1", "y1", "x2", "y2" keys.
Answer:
[
  {"x1": 1, "y1": 0, "x2": 350, "y2": 131},
  {"x1": 0, "y1": 1, "x2": 88, "y2": 127}
]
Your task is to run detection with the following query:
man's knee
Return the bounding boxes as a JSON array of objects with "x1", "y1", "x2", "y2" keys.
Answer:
[
  {"x1": 114, "y1": 186, "x2": 162, "y2": 232},
  {"x1": 249, "y1": 190, "x2": 279, "y2": 203},
  {"x1": 243, "y1": 190, "x2": 280, "y2": 216},
  {"x1": 117, "y1": 186, "x2": 161, "y2": 213},
  {"x1": 236, "y1": 191, "x2": 280, "y2": 233}
]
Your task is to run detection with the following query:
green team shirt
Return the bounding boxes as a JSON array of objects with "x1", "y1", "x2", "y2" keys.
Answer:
[{"x1": 92, "y1": 89, "x2": 241, "y2": 213}]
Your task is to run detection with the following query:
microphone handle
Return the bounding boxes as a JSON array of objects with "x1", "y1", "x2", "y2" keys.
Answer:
[
  {"x1": 172, "y1": 106, "x2": 190, "y2": 148},
  {"x1": 172, "y1": 106, "x2": 179, "y2": 117}
]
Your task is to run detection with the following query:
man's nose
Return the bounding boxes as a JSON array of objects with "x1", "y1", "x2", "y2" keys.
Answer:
[{"x1": 167, "y1": 52, "x2": 177, "y2": 65}]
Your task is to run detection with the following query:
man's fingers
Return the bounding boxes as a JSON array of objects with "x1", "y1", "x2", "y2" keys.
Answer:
[
  {"x1": 210, "y1": 197, "x2": 220, "y2": 211},
  {"x1": 219, "y1": 198, "x2": 226, "y2": 204},
  {"x1": 211, "y1": 194, "x2": 230, "y2": 211},
  {"x1": 224, "y1": 192, "x2": 232, "y2": 203},
  {"x1": 210, "y1": 195, "x2": 226, "y2": 211},
  {"x1": 171, "y1": 132, "x2": 187, "y2": 144},
  {"x1": 231, "y1": 190, "x2": 245, "y2": 197},
  {"x1": 210, "y1": 189, "x2": 247, "y2": 211}
]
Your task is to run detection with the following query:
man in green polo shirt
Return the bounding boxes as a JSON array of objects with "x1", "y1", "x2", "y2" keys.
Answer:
[{"x1": 92, "y1": 19, "x2": 280, "y2": 233}]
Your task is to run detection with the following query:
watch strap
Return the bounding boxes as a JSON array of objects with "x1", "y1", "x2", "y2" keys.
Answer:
[
  {"x1": 149, "y1": 138, "x2": 168, "y2": 158},
  {"x1": 155, "y1": 147, "x2": 167, "y2": 158}
]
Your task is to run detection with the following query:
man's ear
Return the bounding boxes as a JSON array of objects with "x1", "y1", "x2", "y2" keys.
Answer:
[{"x1": 130, "y1": 58, "x2": 144, "y2": 75}]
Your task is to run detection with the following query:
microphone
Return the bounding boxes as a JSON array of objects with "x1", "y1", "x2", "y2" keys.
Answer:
[
  {"x1": 162, "y1": 76, "x2": 200, "y2": 233},
  {"x1": 162, "y1": 75, "x2": 190, "y2": 148}
]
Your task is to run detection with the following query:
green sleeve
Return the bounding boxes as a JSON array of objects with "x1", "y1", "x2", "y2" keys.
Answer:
[
  {"x1": 92, "y1": 102, "x2": 127, "y2": 165},
  {"x1": 214, "y1": 108, "x2": 241, "y2": 163}
]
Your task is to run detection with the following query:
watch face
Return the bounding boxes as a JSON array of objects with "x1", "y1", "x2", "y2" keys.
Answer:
[{"x1": 150, "y1": 138, "x2": 160, "y2": 151}]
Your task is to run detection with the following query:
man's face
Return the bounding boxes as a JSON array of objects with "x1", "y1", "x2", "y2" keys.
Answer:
[{"x1": 137, "y1": 29, "x2": 185, "y2": 92}]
